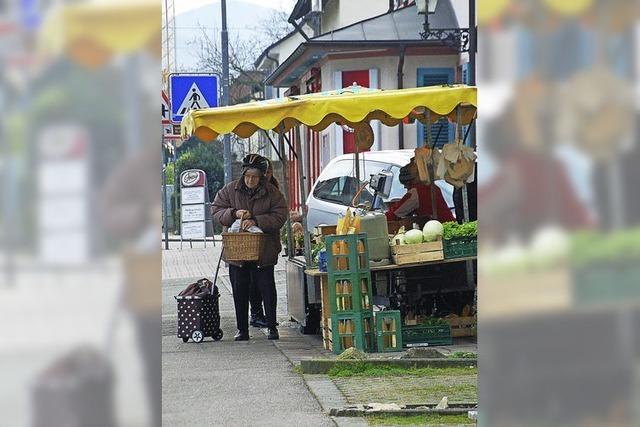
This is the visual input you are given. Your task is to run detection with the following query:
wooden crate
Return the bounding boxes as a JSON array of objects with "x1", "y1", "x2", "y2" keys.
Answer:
[
  {"x1": 390, "y1": 240, "x2": 444, "y2": 265},
  {"x1": 318, "y1": 224, "x2": 337, "y2": 236},
  {"x1": 445, "y1": 316, "x2": 477, "y2": 337}
]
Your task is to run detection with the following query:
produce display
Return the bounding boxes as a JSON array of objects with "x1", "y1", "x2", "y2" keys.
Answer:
[
  {"x1": 570, "y1": 227, "x2": 640, "y2": 267},
  {"x1": 391, "y1": 227, "x2": 407, "y2": 245},
  {"x1": 423, "y1": 220, "x2": 444, "y2": 242},
  {"x1": 405, "y1": 228, "x2": 425, "y2": 244},
  {"x1": 390, "y1": 220, "x2": 445, "y2": 245},
  {"x1": 442, "y1": 220, "x2": 477, "y2": 240}
]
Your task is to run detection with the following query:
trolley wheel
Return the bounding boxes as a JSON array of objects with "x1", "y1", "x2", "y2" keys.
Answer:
[
  {"x1": 191, "y1": 330, "x2": 204, "y2": 343},
  {"x1": 181, "y1": 337, "x2": 189, "y2": 343},
  {"x1": 212, "y1": 329, "x2": 223, "y2": 341}
]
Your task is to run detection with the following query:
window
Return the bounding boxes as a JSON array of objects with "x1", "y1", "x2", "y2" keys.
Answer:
[
  {"x1": 313, "y1": 176, "x2": 360, "y2": 205},
  {"x1": 313, "y1": 160, "x2": 404, "y2": 206},
  {"x1": 417, "y1": 68, "x2": 455, "y2": 148}
]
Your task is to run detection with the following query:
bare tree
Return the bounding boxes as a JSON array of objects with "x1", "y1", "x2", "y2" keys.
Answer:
[
  {"x1": 186, "y1": 10, "x2": 292, "y2": 104},
  {"x1": 258, "y1": 9, "x2": 292, "y2": 47}
]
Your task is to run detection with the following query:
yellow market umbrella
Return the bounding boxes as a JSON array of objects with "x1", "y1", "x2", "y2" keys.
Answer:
[
  {"x1": 543, "y1": 0, "x2": 593, "y2": 17},
  {"x1": 181, "y1": 85, "x2": 477, "y2": 142},
  {"x1": 39, "y1": 0, "x2": 159, "y2": 67},
  {"x1": 478, "y1": 0, "x2": 511, "y2": 25}
]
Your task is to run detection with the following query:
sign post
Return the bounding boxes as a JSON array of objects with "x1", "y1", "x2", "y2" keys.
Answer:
[
  {"x1": 169, "y1": 74, "x2": 219, "y2": 124},
  {"x1": 179, "y1": 169, "x2": 210, "y2": 249}
]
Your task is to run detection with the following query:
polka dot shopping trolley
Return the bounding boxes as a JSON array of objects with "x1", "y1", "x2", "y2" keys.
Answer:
[{"x1": 174, "y1": 251, "x2": 225, "y2": 343}]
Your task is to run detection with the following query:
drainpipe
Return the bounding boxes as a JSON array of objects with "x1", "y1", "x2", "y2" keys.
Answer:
[
  {"x1": 397, "y1": 45, "x2": 406, "y2": 149},
  {"x1": 388, "y1": 0, "x2": 394, "y2": 12}
]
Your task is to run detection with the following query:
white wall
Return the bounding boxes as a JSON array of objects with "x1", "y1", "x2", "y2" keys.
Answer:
[
  {"x1": 320, "y1": 53, "x2": 459, "y2": 155},
  {"x1": 320, "y1": 0, "x2": 389, "y2": 33},
  {"x1": 269, "y1": 31, "x2": 307, "y2": 70}
]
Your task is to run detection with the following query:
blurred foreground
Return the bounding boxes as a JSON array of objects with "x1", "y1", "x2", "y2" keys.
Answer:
[
  {"x1": 0, "y1": 0, "x2": 160, "y2": 426},
  {"x1": 478, "y1": 0, "x2": 640, "y2": 426}
]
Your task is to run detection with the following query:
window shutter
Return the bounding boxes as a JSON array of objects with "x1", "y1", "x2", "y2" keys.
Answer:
[{"x1": 421, "y1": 73, "x2": 452, "y2": 148}]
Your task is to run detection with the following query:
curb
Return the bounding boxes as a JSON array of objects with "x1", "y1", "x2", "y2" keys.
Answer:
[
  {"x1": 300, "y1": 358, "x2": 477, "y2": 374},
  {"x1": 329, "y1": 404, "x2": 477, "y2": 417}
]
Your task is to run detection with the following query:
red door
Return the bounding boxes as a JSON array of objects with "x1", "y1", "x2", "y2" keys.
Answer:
[{"x1": 342, "y1": 70, "x2": 370, "y2": 154}]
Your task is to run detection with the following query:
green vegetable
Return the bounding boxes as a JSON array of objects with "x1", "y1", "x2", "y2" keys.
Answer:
[
  {"x1": 405, "y1": 229, "x2": 424, "y2": 244},
  {"x1": 443, "y1": 221, "x2": 477, "y2": 240},
  {"x1": 423, "y1": 220, "x2": 444, "y2": 242},
  {"x1": 391, "y1": 233, "x2": 406, "y2": 245},
  {"x1": 570, "y1": 228, "x2": 640, "y2": 267}
]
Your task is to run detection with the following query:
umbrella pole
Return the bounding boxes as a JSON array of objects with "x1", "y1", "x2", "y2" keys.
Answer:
[
  {"x1": 262, "y1": 130, "x2": 285, "y2": 163},
  {"x1": 278, "y1": 126, "x2": 295, "y2": 258},
  {"x1": 355, "y1": 137, "x2": 360, "y2": 185},
  {"x1": 294, "y1": 125, "x2": 312, "y2": 265},
  {"x1": 426, "y1": 111, "x2": 438, "y2": 220},
  {"x1": 457, "y1": 108, "x2": 470, "y2": 223},
  {"x1": 456, "y1": 107, "x2": 475, "y2": 288}
]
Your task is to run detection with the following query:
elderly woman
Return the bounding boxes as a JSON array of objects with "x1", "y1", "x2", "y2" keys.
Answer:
[{"x1": 211, "y1": 154, "x2": 288, "y2": 341}]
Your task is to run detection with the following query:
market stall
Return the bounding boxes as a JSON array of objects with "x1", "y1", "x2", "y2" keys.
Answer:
[{"x1": 181, "y1": 84, "x2": 478, "y2": 352}]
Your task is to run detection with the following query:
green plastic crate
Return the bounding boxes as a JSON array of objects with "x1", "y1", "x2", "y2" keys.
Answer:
[
  {"x1": 375, "y1": 310, "x2": 403, "y2": 352},
  {"x1": 331, "y1": 312, "x2": 375, "y2": 354},
  {"x1": 325, "y1": 234, "x2": 370, "y2": 274},
  {"x1": 572, "y1": 263, "x2": 640, "y2": 306},
  {"x1": 327, "y1": 271, "x2": 373, "y2": 315},
  {"x1": 443, "y1": 237, "x2": 477, "y2": 259},
  {"x1": 402, "y1": 323, "x2": 452, "y2": 347}
]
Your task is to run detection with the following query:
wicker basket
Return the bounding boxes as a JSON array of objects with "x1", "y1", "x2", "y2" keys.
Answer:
[{"x1": 221, "y1": 232, "x2": 266, "y2": 261}]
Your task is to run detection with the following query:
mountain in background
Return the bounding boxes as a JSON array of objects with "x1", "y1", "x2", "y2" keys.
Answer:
[{"x1": 175, "y1": 0, "x2": 279, "y2": 71}]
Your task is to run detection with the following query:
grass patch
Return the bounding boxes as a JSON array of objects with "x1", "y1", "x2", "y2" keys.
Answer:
[
  {"x1": 448, "y1": 351, "x2": 477, "y2": 359},
  {"x1": 328, "y1": 363, "x2": 476, "y2": 378},
  {"x1": 366, "y1": 413, "x2": 471, "y2": 426},
  {"x1": 292, "y1": 365, "x2": 303, "y2": 375}
]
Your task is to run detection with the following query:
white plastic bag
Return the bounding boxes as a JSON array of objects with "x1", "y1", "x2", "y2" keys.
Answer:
[{"x1": 229, "y1": 219, "x2": 263, "y2": 233}]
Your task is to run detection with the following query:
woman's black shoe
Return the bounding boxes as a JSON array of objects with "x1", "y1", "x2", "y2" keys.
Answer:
[
  {"x1": 250, "y1": 317, "x2": 268, "y2": 328},
  {"x1": 234, "y1": 330, "x2": 249, "y2": 341},
  {"x1": 267, "y1": 328, "x2": 279, "y2": 340}
]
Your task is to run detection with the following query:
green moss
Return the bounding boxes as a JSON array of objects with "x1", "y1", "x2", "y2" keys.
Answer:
[
  {"x1": 448, "y1": 351, "x2": 477, "y2": 359},
  {"x1": 366, "y1": 413, "x2": 471, "y2": 426},
  {"x1": 327, "y1": 363, "x2": 476, "y2": 378}
]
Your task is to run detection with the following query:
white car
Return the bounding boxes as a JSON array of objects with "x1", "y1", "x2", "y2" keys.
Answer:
[{"x1": 305, "y1": 150, "x2": 454, "y2": 232}]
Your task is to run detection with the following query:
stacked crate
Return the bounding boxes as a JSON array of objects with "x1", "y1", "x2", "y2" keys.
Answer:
[
  {"x1": 375, "y1": 310, "x2": 403, "y2": 352},
  {"x1": 325, "y1": 234, "x2": 375, "y2": 354}
]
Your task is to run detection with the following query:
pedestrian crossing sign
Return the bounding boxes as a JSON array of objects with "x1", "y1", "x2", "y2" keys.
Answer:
[{"x1": 169, "y1": 74, "x2": 219, "y2": 124}]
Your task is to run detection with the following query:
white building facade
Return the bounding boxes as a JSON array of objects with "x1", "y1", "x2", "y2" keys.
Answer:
[{"x1": 256, "y1": 0, "x2": 471, "y2": 209}]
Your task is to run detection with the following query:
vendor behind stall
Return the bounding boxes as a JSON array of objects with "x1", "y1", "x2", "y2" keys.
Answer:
[{"x1": 385, "y1": 161, "x2": 455, "y2": 222}]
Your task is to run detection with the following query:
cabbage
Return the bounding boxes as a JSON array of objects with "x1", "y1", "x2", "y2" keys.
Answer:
[
  {"x1": 405, "y1": 229, "x2": 424, "y2": 244},
  {"x1": 423, "y1": 220, "x2": 444, "y2": 242},
  {"x1": 391, "y1": 233, "x2": 406, "y2": 245}
]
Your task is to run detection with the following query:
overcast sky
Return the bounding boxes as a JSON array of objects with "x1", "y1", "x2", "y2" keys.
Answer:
[
  {"x1": 173, "y1": 0, "x2": 470, "y2": 29},
  {"x1": 175, "y1": 0, "x2": 297, "y2": 16}
]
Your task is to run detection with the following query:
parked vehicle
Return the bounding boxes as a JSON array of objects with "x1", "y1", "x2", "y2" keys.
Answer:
[{"x1": 306, "y1": 150, "x2": 454, "y2": 231}]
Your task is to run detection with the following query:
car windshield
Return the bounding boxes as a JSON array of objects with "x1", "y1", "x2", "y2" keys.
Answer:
[{"x1": 313, "y1": 159, "x2": 406, "y2": 207}]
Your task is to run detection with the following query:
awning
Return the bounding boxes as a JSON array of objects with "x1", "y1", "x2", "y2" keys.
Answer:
[
  {"x1": 181, "y1": 84, "x2": 477, "y2": 142},
  {"x1": 39, "y1": 0, "x2": 159, "y2": 67}
]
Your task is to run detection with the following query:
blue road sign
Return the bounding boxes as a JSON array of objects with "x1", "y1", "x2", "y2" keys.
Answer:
[{"x1": 169, "y1": 74, "x2": 219, "y2": 123}]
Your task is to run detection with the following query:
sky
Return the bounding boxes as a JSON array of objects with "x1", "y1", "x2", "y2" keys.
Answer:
[{"x1": 174, "y1": 0, "x2": 297, "y2": 16}]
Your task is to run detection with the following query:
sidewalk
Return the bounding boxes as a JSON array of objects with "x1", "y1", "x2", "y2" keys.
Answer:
[
  {"x1": 161, "y1": 244, "x2": 337, "y2": 427},
  {"x1": 162, "y1": 244, "x2": 478, "y2": 427}
]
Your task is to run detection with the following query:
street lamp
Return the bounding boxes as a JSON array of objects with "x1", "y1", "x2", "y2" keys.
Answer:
[
  {"x1": 416, "y1": 0, "x2": 438, "y2": 32},
  {"x1": 417, "y1": 0, "x2": 470, "y2": 52},
  {"x1": 416, "y1": 0, "x2": 438, "y2": 15}
]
